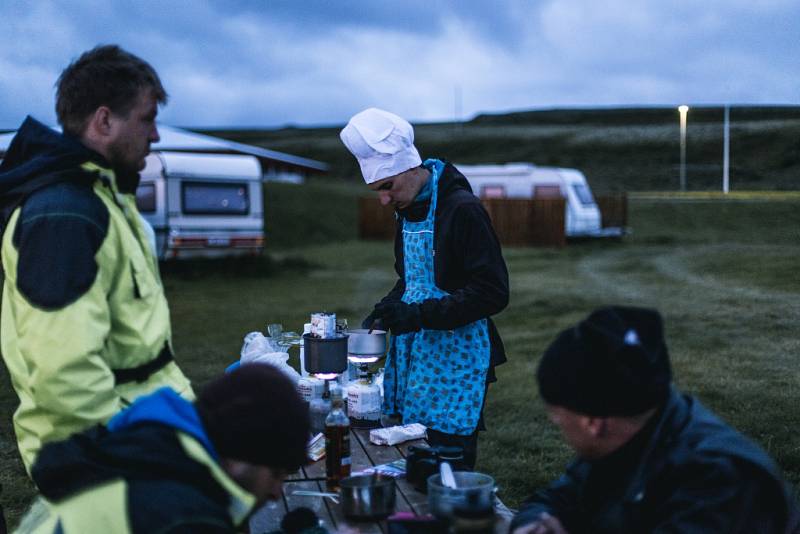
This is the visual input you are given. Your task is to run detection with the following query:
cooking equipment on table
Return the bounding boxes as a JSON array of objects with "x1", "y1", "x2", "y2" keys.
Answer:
[
  {"x1": 345, "y1": 329, "x2": 387, "y2": 428},
  {"x1": 303, "y1": 334, "x2": 349, "y2": 375},
  {"x1": 406, "y1": 445, "x2": 466, "y2": 493},
  {"x1": 290, "y1": 490, "x2": 340, "y2": 504},
  {"x1": 427, "y1": 471, "x2": 496, "y2": 520},
  {"x1": 347, "y1": 329, "x2": 388, "y2": 356},
  {"x1": 339, "y1": 474, "x2": 396, "y2": 520},
  {"x1": 440, "y1": 461, "x2": 457, "y2": 489}
]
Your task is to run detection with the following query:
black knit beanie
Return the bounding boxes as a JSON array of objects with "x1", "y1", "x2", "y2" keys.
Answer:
[
  {"x1": 536, "y1": 306, "x2": 672, "y2": 416},
  {"x1": 196, "y1": 365, "x2": 310, "y2": 471}
]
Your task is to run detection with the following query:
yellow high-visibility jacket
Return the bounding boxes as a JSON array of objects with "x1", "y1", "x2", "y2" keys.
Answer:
[{"x1": 0, "y1": 118, "x2": 193, "y2": 472}]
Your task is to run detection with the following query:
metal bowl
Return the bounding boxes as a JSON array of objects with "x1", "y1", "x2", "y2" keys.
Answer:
[
  {"x1": 347, "y1": 329, "x2": 388, "y2": 356},
  {"x1": 339, "y1": 475, "x2": 396, "y2": 520},
  {"x1": 427, "y1": 471, "x2": 496, "y2": 519}
]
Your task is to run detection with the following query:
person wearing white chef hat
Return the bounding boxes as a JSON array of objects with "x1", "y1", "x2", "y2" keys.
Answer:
[{"x1": 340, "y1": 108, "x2": 509, "y2": 469}]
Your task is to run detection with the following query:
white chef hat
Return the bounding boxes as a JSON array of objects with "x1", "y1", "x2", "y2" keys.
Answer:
[{"x1": 339, "y1": 108, "x2": 422, "y2": 184}]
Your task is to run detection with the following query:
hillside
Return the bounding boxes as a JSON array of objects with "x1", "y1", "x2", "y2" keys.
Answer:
[{"x1": 197, "y1": 106, "x2": 800, "y2": 192}]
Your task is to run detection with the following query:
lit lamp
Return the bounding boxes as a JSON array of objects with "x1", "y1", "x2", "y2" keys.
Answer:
[{"x1": 678, "y1": 105, "x2": 689, "y2": 191}]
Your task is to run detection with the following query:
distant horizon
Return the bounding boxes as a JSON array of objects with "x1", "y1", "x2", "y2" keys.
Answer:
[{"x1": 3, "y1": 102, "x2": 800, "y2": 134}]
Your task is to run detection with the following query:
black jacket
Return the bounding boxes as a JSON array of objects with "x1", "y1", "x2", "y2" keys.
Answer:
[
  {"x1": 380, "y1": 161, "x2": 509, "y2": 380},
  {"x1": 511, "y1": 389, "x2": 800, "y2": 533}
]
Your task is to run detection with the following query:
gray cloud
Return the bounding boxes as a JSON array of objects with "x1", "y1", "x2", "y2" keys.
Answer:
[{"x1": 1, "y1": 0, "x2": 798, "y2": 129}]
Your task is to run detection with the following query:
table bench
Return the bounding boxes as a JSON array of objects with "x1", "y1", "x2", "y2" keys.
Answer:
[{"x1": 250, "y1": 428, "x2": 513, "y2": 533}]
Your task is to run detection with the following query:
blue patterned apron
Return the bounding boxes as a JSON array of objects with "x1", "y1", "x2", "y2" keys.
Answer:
[{"x1": 382, "y1": 159, "x2": 490, "y2": 435}]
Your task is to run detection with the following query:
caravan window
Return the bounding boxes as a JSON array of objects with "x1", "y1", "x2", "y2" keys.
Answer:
[
  {"x1": 135, "y1": 183, "x2": 156, "y2": 213},
  {"x1": 533, "y1": 184, "x2": 562, "y2": 198},
  {"x1": 480, "y1": 185, "x2": 507, "y2": 199},
  {"x1": 182, "y1": 182, "x2": 249, "y2": 215},
  {"x1": 571, "y1": 183, "x2": 595, "y2": 206}
]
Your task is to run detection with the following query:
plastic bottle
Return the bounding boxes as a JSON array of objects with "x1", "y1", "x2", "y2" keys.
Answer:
[{"x1": 325, "y1": 384, "x2": 351, "y2": 491}]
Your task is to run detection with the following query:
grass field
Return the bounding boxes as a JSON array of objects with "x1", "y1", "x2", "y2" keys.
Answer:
[{"x1": 1, "y1": 193, "x2": 799, "y2": 528}]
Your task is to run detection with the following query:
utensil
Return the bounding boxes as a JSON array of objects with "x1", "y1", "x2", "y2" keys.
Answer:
[
  {"x1": 339, "y1": 474, "x2": 396, "y2": 520},
  {"x1": 440, "y1": 461, "x2": 457, "y2": 489},
  {"x1": 290, "y1": 490, "x2": 340, "y2": 504},
  {"x1": 427, "y1": 471, "x2": 496, "y2": 519}
]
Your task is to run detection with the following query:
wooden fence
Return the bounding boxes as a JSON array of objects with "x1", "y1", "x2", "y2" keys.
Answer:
[{"x1": 358, "y1": 193, "x2": 627, "y2": 247}]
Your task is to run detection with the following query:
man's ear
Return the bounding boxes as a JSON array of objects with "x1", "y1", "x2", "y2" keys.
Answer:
[
  {"x1": 84, "y1": 106, "x2": 114, "y2": 138},
  {"x1": 583, "y1": 416, "x2": 608, "y2": 438}
]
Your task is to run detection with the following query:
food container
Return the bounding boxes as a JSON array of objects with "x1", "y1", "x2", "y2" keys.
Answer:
[
  {"x1": 303, "y1": 333, "x2": 348, "y2": 375},
  {"x1": 427, "y1": 471, "x2": 496, "y2": 519},
  {"x1": 347, "y1": 329, "x2": 388, "y2": 357},
  {"x1": 339, "y1": 475, "x2": 396, "y2": 520},
  {"x1": 311, "y1": 312, "x2": 337, "y2": 339}
]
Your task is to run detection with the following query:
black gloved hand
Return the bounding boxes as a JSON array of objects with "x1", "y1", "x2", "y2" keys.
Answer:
[
  {"x1": 374, "y1": 301, "x2": 422, "y2": 335},
  {"x1": 361, "y1": 307, "x2": 384, "y2": 330}
]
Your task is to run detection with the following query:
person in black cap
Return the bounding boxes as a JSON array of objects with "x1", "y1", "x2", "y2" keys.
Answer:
[
  {"x1": 511, "y1": 306, "x2": 800, "y2": 534},
  {"x1": 15, "y1": 365, "x2": 326, "y2": 533}
]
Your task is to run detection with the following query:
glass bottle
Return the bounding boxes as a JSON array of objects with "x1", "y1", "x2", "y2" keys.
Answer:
[
  {"x1": 325, "y1": 384, "x2": 351, "y2": 491},
  {"x1": 309, "y1": 380, "x2": 332, "y2": 435}
]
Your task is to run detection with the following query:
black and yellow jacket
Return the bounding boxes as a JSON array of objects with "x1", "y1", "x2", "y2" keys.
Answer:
[
  {"x1": 19, "y1": 388, "x2": 256, "y2": 533},
  {"x1": 0, "y1": 117, "x2": 193, "y2": 472}
]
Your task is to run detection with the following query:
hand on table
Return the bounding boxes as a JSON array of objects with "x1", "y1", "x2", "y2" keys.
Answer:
[{"x1": 512, "y1": 512, "x2": 569, "y2": 534}]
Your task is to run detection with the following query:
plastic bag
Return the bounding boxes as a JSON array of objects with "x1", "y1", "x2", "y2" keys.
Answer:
[{"x1": 239, "y1": 332, "x2": 301, "y2": 384}]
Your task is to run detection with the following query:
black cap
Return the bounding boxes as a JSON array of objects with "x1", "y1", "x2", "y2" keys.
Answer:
[
  {"x1": 196, "y1": 365, "x2": 310, "y2": 471},
  {"x1": 536, "y1": 306, "x2": 672, "y2": 416}
]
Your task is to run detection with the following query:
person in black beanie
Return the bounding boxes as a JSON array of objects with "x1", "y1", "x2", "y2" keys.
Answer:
[
  {"x1": 511, "y1": 306, "x2": 800, "y2": 534},
  {"x1": 16, "y1": 365, "x2": 329, "y2": 533}
]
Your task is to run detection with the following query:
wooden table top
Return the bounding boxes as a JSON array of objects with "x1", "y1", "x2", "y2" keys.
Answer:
[{"x1": 249, "y1": 427, "x2": 513, "y2": 533}]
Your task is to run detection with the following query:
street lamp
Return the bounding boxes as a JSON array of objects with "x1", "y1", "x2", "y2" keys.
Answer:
[
  {"x1": 678, "y1": 105, "x2": 689, "y2": 191},
  {"x1": 722, "y1": 104, "x2": 730, "y2": 194}
]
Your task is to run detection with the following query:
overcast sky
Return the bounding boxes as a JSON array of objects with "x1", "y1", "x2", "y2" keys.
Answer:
[{"x1": 2, "y1": 0, "x2": 798, "y2": 129}]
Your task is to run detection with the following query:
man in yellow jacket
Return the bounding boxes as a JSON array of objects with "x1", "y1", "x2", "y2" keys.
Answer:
[{"x1": 0, "y1": 44, "x2": 193, "y2": 475}]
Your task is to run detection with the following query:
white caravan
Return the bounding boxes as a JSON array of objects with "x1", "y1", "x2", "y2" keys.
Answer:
[
  {"x1": 456, "y1": 163, "x2": 618, "y2": 237},
  {"x1": 136, "y1": 151, "x2": 264, "y2": 259}
]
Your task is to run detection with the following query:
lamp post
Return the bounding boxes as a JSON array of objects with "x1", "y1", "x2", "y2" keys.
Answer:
[
  {"x1": 722, "y1": 104, "x2": 730, "y2": 194},
  {"x1": 678, "y1": 105, "x2": 689, "y2": 191}
]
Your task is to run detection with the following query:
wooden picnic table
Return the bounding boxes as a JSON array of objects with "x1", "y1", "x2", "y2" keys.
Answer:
[{"x1": 249, "y1": 428, "x2": 513, "y2": 533}]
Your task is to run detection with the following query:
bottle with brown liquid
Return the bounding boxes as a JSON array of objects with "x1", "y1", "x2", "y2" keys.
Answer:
[{"x1": 325, "y1": 384, "x2": 351, "y2": 491}]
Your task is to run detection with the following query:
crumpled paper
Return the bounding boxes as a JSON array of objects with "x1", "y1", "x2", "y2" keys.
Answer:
[{"x1": 369, "y1": 423, "x2": 427, "y2": 446}]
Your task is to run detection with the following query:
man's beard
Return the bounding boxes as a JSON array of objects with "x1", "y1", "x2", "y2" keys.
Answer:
[{"x1": 107, "y1": 141, "x2": 144, "y2": 194}]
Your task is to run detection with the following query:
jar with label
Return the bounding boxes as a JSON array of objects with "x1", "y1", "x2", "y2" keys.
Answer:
[
  {"x1": 297, "y1": 376, "x2": 325, "y2": 404},
  {"x1": 325, "y1": 384, "x2": 351, "y2": 491},
  {"x1": 347, "y1": 379, "x2": 382, "y2": 428}
]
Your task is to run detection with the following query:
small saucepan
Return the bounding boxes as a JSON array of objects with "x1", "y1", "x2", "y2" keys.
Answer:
[
  {"x1": 347, "y1": 329, "x2": 388, "y2": 357},
  {"x1": 339, "y1": 474, "x2": 396, "y2": 520}
]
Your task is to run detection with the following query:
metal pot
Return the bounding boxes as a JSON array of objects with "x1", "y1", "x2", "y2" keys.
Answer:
[
  {"x1": 427, "y1": 471, "x2": 496, "y2": 519},
  {"x1": 339, "y1": 474, "x2": 396, "y2": 520},
  {"x1": 347, "y1": 329, "x2": 388, "y2": 356},
  {"x1": 303, "y1": 333, "x2": 348, "y2": 374}
]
